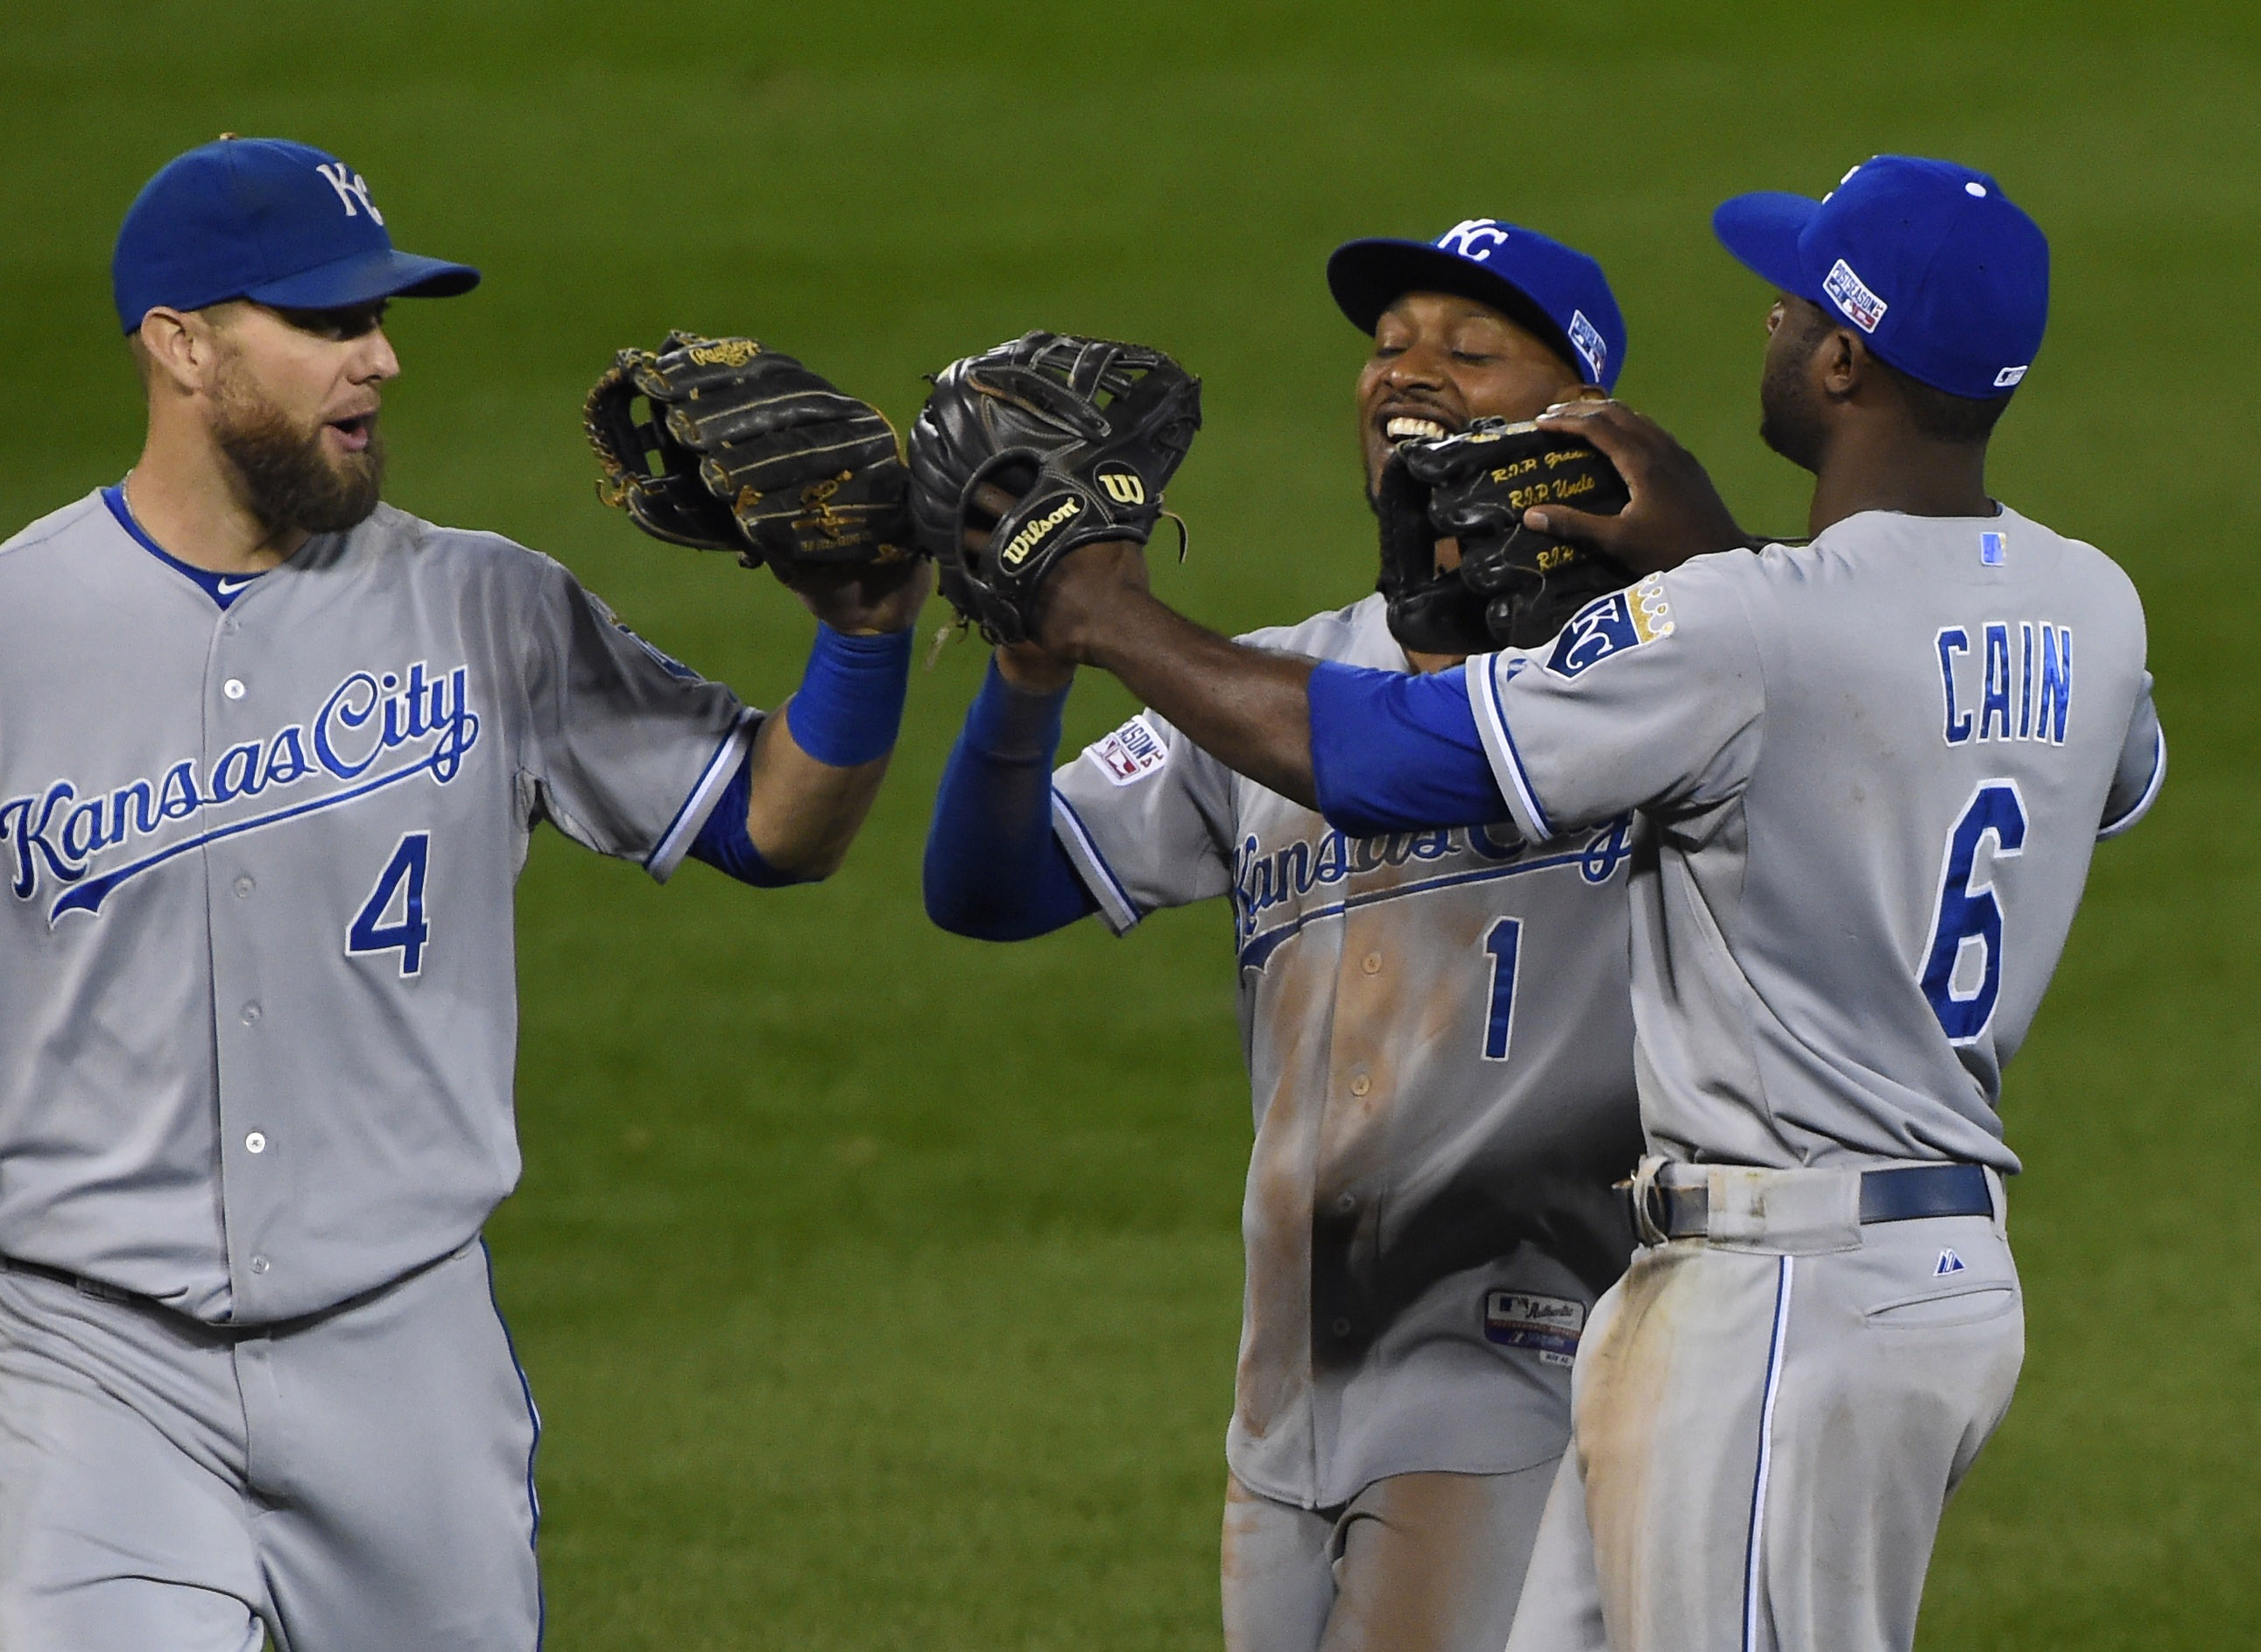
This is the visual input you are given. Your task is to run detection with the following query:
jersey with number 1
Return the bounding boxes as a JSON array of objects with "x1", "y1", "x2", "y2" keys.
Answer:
[
  {"x1": 1051, "y1": 594, "x2": 1642, "y2": 1512},
  {"x1": 1465, "y1": 507, "x2": 2164, "y2": 1173},
  {"x1": 0, "y1": 492, "x2": 752, "y2": 1325}
]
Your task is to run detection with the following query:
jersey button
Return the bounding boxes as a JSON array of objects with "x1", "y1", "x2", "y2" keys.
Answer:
[
  {"x1": 1361, "y1": 952, "x2": 1383, "y2": 975},
  {"x1": 241, "y1": 1002, "x2": 262, "y2": 1025},
  {"x1": 234, "y1": 875, "x2": 256, "y2": 899},
  {"x1": 1330, "y1": 1317, "x2": 1353, "y2": 1338},
  {"x1": 244, "y1": 1131, "x2": 266, "y2": 1154},
  {"x1": 222, "y1": 678, "x2": 246, "y2": 700},
  {"x1": 1349, "y1": 1073, "x2": 1371, "y2": 1098},
  {"x1": 249, "y1": 1255, "x2": 271, "y2": 1275},
  {"x1": 1335, "y1": 1192, "x2": 1356, "y2": 1213}
]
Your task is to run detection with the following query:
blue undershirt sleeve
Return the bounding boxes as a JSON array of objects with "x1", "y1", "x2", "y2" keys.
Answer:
[
  {"x1": 1308, "y1": 660, "x2": 1511, "y2": 837},
  {"x1": 687, "y1": 744, "x2": 811, "y2": 887},
  {"x1": 924, "y1": 662, "x2": 1101, "y2": 940}
]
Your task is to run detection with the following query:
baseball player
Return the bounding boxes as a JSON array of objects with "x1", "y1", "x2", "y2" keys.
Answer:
[
  {"x1": 968, "y1": 156, "x2": 2165, "y2": 1651},
  {"x1": 923, "y1": 223, "x2": 1645, "y2": 1652},
  {"x1": 0, "y1": 137, "x2": 926, "y2": 1650}
]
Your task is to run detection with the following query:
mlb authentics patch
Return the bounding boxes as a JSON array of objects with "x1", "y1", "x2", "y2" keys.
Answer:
[
  {"x1": 1484, "y1": 1290, "x2": 1586, "y2": 1367},
  {"x1": 1084, "y1": 714, "x2": 1169, "y2": 785},
  {"x1": 1546, "y1": 573, "x2": 1675, "y2": 679}
]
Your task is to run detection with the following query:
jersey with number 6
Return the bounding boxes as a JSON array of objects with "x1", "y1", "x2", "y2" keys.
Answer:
[
  {"x1": 0, "y1": 491, "x2": 752, "y2": 1325},
  {"x1": 1051, "y1": 594, "x2": 1642, "y2": 1512},
  {"x1": 1465, "y1": 508, "x2": 2164, "y2": 1172}
]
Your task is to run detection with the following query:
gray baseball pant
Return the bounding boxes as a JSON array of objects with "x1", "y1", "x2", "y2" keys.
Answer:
[
  {"x1": 1222, "y1": 1460, "x2": 1560, "y2": 1652},
  {"x1": 0, "y1": 1240, "x2": 540, "y2": 1652},
  {"x1": 1504, "y1": 1163, "x2": 2024, "y2": 1652}
]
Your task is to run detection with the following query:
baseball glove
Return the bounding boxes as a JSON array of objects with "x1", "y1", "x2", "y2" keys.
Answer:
[
  {"x1": 906, "y1": 331, "x2": 1202, "y2": 646},
  {"x1": 1388, "y1": 417, "x2": 1634, "y2": 650},
  {"x1": 583, "y1": 332, "x2": 915, "y2": 575}
]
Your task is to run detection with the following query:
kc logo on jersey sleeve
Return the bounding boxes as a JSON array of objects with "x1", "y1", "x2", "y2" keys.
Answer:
[{"x1": 1546, "y1": 573, "x2": 1676, "y2": 679}]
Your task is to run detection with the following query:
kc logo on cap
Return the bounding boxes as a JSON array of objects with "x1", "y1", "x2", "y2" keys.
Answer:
[
  {"x1": 111, "y1": 136, "x2": 478, "y2": 334},
  {"x1": 313, "y1": 162, "x2": 385, "y2": 225}
]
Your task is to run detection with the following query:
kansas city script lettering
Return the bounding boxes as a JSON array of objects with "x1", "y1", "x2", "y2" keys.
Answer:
[{"x1": 3, "y1": 661, "x2": 479, "y2": 907}]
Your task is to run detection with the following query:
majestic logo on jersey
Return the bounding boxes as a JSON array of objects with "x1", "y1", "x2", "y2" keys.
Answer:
[
  {"x1": 1822, "y1": 257, "x2": 1888, "y2": 333},
  {"x1": 1434, "y1": 219, "x2": 1511, "y2": 261},
  {"x1": 1084, "y1": 714, "x2": 1168, "y2": 785},
  {"x1": 1992, "y1": 364, "x2": 2028, "y2": 389},
  {"x1": 1546, "y1": 574, "x2": 1674, "y2": 678},
  {"x1": 1935, "y1": 621, "x2": 2072, "y2": 747},
  {"x1": 1232, "y1": 816, "x2": 1632, "y2": 970},
  {"x1": 313, "y1": 161, "x2": 385, "y2": 224},
  {"x1": 2, "y1": 661, "x2": 481, "y2": 924}
]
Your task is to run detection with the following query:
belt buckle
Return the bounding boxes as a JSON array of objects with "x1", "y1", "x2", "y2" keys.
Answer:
[{"x1": 1621, "y1": 1155, "x2": 1675, "y2": 1247}]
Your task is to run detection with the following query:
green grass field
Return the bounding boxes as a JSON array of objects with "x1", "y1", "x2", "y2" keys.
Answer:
[{"x1": 4, "y1": 3, "x2": 2255, "y2": 1645}]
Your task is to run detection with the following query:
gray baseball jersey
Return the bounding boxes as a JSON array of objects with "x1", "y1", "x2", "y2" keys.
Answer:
[
  {"x1": 0, "y1": 489, "x2": 752, "y2": 1325},
  {"x1": 1052, "y1": 593, "x2": 1642, "y2": 1511},
  {"x1": 1465, "y1": 506, "x2": 2164, "y2": 1170}
]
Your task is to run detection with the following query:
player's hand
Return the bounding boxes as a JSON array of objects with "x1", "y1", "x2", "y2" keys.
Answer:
[
  {"x1": 778, "y1": 552, "x2": 933, "y2": 636},
  {"x1": 1031, "y1": 538, "x2": 1152, "y2": 665},
  {"x1": 1521, "y1": 400, "x2": 1749, "y2": 576}
]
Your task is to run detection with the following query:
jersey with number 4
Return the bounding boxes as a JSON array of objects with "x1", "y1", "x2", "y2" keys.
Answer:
[
  {"x1": 1052, "y1": 594, "x2": 1641, "y2": 1511},
  {"x1": 1466, "y1": 508, "x2": 2164, "y2": 1173},
  {"x1": 0, "y1": 492, "x2": 752, "y2": 1324}
]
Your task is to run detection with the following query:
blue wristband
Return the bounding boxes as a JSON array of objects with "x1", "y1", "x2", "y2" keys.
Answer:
[{"x1": 785, "y1": 622, "x2": 914, "y2": 767}]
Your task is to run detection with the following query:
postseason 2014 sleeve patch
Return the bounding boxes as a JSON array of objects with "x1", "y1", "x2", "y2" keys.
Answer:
[
  {"x1": 1083, "y1": 713, "x2": 1170, "y2": 785},
  {"x1": 1545, "y1": 573, "x2": 1676, "y2": 679}
]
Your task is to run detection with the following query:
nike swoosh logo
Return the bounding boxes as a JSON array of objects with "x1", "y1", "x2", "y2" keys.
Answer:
[{"x1": 215, "y1": 576, "x2": 257, "y2": 595}]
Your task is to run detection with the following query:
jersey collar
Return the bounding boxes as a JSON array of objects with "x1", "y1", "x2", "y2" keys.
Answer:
[{"x1": 102, "y1": 483, "x2": 266, "y2": 611}]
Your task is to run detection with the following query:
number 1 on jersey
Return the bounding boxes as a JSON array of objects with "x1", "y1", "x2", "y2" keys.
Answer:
[
  {"x1": 348, "y1": 833, "x2": 432, "y2": 977},
  {"x1": 1482, "y1": 917, "x2": 1522, "y2": 1061}
]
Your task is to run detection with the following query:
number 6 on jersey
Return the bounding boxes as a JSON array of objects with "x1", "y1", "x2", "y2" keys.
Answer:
[{"x1": 348, "y1": 832, "x2": 433, "y2": 977}]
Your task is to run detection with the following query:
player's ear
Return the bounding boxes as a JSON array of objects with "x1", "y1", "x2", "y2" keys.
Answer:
[
  {"x1": 136, "y1": 307, "x2": 209, "y2": 398},
  {"x1": 1820, "y1": 327, "x2": 1865, "y2": 400}
]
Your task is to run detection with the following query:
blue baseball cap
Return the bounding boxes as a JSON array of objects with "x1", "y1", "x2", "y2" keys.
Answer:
[
  {"x1": 1327, "y1": 220, "x2": 1627, "y2": 390},
  {"x1": 112, "y1": 137, "x2": 480, "y2": 334},
  {"x1": 1713, "y1": 155, "x2": 2047, "y2": 400}
]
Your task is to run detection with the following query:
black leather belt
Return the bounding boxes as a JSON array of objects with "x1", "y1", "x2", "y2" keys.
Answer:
[
  {"x1": 0, "y1": 1254, "x2": 140, "y2": 1306},
  {"x1": 1648, "y1": 1163, "x2": 1993, "y2": 1241}
]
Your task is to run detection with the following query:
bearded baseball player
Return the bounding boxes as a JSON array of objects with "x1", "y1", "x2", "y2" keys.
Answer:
[
  {"x1": 0, "y1": 137, "x2": 926, "y2": 1650},
  {"x1": 919, "y1": 224, "x2": 1645, "y2": 1652},
  {"x1": 933, "y1": 155, "x2": 2165, "y2": 1651}
]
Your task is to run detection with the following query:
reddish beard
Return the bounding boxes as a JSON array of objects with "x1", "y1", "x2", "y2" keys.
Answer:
[{"x1": 210, "y1": 362, "x2": 384, "y2": 536}]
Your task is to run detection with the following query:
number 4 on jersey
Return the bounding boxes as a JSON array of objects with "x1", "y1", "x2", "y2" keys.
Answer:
[{"x1": 348, "y1": 832, "x2": 432, "y2": 977}]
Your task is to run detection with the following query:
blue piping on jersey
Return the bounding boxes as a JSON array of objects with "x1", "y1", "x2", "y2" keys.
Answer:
[
  {"x1": 2097, "y1": 726, "x2": 2166, "y2": 841},
  {"x1": 644, "y1": 713, "x2": 757, "y2": 879},
  {"x1": 1743, "y1": 1255, "x2": 1796, "y2": 1652},
  {"x1": 1050, "y1": 789, "x2": 1141, "y2": 931},
  {"x1": 1468, "y1": 660, "x2": 1556, "y2": 840},
  {"x1": 46, "y1": 740, "x2": 466, "y2": 923},
  {"x1": 1237, "y1": 843, "x2": 1615, "y2": 972},
  {"x1": 478, "y1": 1240, "x2": 546, "y2": 1650},
  {"x1": 102, "y1": 484, "x2": 264, "y2": 610}
]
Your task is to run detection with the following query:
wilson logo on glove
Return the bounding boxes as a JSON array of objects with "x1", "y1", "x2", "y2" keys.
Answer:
[
  {"x1": 1000, "y1": 496, "x2": 1081, "y2": 567},
  {"x1": 907, "y1": 331, "x2": 1203, "y2": 647},
  {"x1": 1096, "y1": 466, "x2": 1147, "y2": 505}
]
